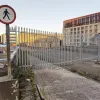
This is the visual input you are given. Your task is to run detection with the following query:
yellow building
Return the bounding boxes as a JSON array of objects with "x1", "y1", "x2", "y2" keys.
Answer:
[
  {"x1": 17, "y1": 32, "x2": 62, "y2": 47},
  {"x1": 1, "y1": 30, "x2": 62, "y2": 47}
]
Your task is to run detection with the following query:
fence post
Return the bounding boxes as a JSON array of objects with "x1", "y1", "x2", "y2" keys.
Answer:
[
  {"x1": 98, "y1": 33, "x2": 100, "y2": 62},
  {"x1": 80, "y1": 34, "x2": 82, "y2": 62},
  {"x1": 55, "y1": 32, "x2": 57, "y2": 65}
]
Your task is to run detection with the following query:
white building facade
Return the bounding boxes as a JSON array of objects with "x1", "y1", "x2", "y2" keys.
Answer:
[{"x1": 63, "y1": 12, "x2": 100, "y2": 46}]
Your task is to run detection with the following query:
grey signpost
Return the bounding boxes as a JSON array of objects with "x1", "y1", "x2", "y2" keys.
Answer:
[{"x1": 0, "y1": 5, "x2": 16, "y2": 79}]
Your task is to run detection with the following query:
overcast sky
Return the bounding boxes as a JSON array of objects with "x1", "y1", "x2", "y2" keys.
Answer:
[{"x1": 0, "y1": 0, "x2": 100, "y2": 33}]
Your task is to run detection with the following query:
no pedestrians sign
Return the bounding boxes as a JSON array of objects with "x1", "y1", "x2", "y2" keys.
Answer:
[{"x1": 0, "y1": 5, "x2": 16, "y2": 24}]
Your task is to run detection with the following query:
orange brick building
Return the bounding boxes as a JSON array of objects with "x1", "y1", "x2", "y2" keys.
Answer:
[{"x1": 63, "y1": 12, "x2": 100, "y2": 28}]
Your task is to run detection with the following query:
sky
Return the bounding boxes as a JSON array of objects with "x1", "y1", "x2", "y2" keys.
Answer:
[{"x1": 0, "y1": 0, "x2": 100, "y2": 33}]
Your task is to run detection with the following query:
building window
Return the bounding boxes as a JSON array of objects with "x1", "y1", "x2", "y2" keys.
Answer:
[
  {"x1": 95, "y1": 14, "x2": 98, "y2": 23},
  {"x1": 97, "y1": 14, "x2": 99, "y2": 22},
  {"x1": 74, "y1": 32, "x2": 76, "y2": 37},
  {"x1": 81, "y1": 27, "x2": 84, "y2": 30},
  {"x1": 85, "y1": 26, "x2": 88, "y2": 30},
  {"x1": 70, "y1": 28, "x2": 73, "y2": 31},
  {"x1": 74, "y1": 28, "x2": 76, "y2": 31},
  {"x1": 80, "y1": 18, "x2": 83, "y2": 25},
  {"x1": 64, "y1": 22, "x2": 72, "y2": 28},
  {"x1": 92, "y1": 15, "x2": 95, "y2": 23},
  {"x1": 74, "y1": 20, "x2": 75, "y2": 26},
  {"x1": 95, "y1": 25, "x2": 98, "y2": 29},
  {"x1": 99, "y1": 13, "x2": 100, "y2": 21},
  {"x1": 90, "y1": 25, "x2": 92, "y2": 29},
  {"x1": 74, "y1": 20, "x2": 77, "y2": 26},
  {"x1": 77, "y1": 27, "x2": 80, "y2": 30},
  {"x1": 70, "y1": 32, "x2": 73, "y2": 35},
  {"x1": 77, "y1": 39, "x2": 80, "y2": 42},
  {"x1": 77, "y1": 35, "x2": 79, "y2": 38},
  {"x1": 77, "y1": 31, "x2": 80, "y2": 34},
  {"x1": 85, "y1": 30, "x2": 88, "y2": 33},
  {"x1": 81, "y1": 31, "x2": 84, "y2": 34},
  {"x1": 88, "y1": 16, "x2": 90, "y2": 23},
  {"x1": 64, "y1": 24, "x2": 67, "y2": 28},
  {"x1": 82, "y1": 17, "x2": 85, "y2": 24},
  {"x1": 78, "y1": 19, "x2": 82, "y2": 25},
  {"x1": 74, "y1": 39, "x2": 76, "y2": 42},
  {"x1": 86, "y1": 16, "x2": 89, "y2": 24},
  {"x1": 72, "y1": 21, "x2": 74, "y2": 26},
  {"x1": 74, "y1": 35, "x2": 76, "y2": 38},
  {"x1": 77, "y1": 43, "x2": 80, "y2": 46},
  {"x1": 90, "y1": 16, "x2": 93, "y2": 24},
  {"x1": 94, "y1": 29, "x2": 97, "y2": 33},
  {"x1": 74, "y1": 43, "x2": 76, "y2": 45},
  {"x1": 78, "y1": 19, "x2": 80, "y2": 25},
  {"x1": 90, "y1": 30, "x2": 92, "y2": 33}
]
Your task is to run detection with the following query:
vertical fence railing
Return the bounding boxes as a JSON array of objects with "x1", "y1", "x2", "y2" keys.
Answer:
[
  {"x1": 45, "y1": 31, "x2": 47, "y2": 66},
  {"x1": 26, "y1": 28, "x2": 27, "y2": 66},
  {"x1": 23, "y1": 28, "x2": 25, "y2": 66},
  {"x1": 48, "y1": 32, "x2": 50, "y2": 64},
  {"x1": 10, "y1": 26, "x2": 99, "y2": 69},
  {"x1": 58, "y1": 33, "x2": 60, "y2": 65},
  {"x1": 63, "y1": 32, "x2": 66, "y2": 66},
  {"x1": 18, "y1": 27, "x2": 21, "y2": 66},
  {"x1": 29, "y1": 28, "x2": 31, "y2": 66},
  {"x1": 31, "y1": 29, "x2": 33, "y2": 65},
  {"x1": 13, "y1": 26, "x2": 17, "y2": 64},
  {"x1": 97, "y1": 34, "x2": 100, "y2": 61},
  {"x1": 65, "y1": 33, "x2": 67, "y2": 65},
  {"x1": 80, "y1": 32, "x2": 82, "y2": 62},
  {"x1": 59, "y1": 33, "x2": 61, "y2": 65},
  {"x1": 40, "y1": 31, "x2": 43, "y2": 67}
]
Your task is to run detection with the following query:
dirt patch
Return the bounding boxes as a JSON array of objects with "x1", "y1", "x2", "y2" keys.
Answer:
[{"x1": 63, "y1": 61, "x2": 100, "y2": 82}]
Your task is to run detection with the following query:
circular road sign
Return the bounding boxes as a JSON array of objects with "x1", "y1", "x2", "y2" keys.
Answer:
[{"x1": 0, "y1": 5, "x2": 16, "y2": 24}]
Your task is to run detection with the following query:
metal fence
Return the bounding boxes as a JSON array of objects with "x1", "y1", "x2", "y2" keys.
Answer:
[{"x1": 11, "y1": 26, "x2": 100, "y2": 68}]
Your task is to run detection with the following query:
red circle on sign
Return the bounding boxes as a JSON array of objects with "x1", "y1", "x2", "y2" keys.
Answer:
[{"x1": 0, "y1": 5, "x2": 16, "y2": 24}]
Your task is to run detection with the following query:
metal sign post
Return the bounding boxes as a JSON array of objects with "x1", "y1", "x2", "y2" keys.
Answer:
[
  {"x1": 0, "y1": 5, "x2": 16, "y2": 79},
  {"x1": 6, "y1": 24, "x2": 11, "y2": 78}
]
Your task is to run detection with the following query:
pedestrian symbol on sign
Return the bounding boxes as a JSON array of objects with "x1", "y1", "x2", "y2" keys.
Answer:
[
  {"x1": 3, "y1": 9, "x2": 10, "y2": 20},
  {"x1": 0, "y1": 5, "x2": 16, "y2": 24}
]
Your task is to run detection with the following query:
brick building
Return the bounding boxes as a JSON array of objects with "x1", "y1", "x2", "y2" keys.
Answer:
[{"x1": 63, "y1": 12, "x2": 100, "y2": 46}]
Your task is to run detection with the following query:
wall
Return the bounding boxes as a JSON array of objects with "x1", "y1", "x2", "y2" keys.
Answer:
[{"x1": 0, "y1": 79, "x2": 19, "y2": 100}]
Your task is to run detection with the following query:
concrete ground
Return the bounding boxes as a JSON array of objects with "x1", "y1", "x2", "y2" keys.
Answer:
[
  {"x1": 35, "y1": 68, "x2": 100, "y2": 100},
  {"x1": 0, "y1": 76, "x2": 9, "y2": 82},
  {"x1": 23, "y1": 82, "x2": 34, "y2": 100},
  {"x1": 30, "y1": 57, "x2": 100, "y2": 100}
]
